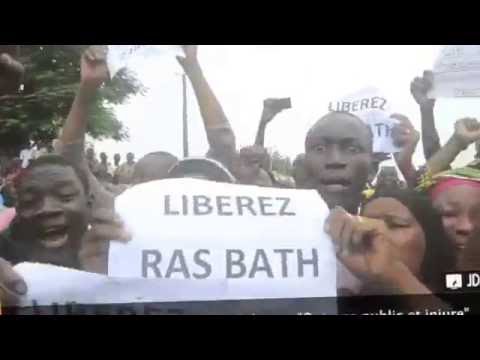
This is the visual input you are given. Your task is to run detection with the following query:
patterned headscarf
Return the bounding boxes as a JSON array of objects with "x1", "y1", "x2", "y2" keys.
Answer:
[{"x1": 416, "y1": 166, "x2": 480, "y2": 199}]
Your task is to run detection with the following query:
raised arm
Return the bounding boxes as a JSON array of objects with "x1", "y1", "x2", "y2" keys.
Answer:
[
  {"x1": 391, "y1": 114, "x2": 420, "y2": 188},
  {"x1": 59, "y1": 46, "x2": 114, "y2": 207},
  {"x1": 61, "y1": 46, "x2": 108, "y2": 146},
  {"x1": 177, "y1": 46, "x2": 236, "y2": 167},
  {"x1": 426, "y1": 118, "x2": 480, "y2": 175},
  {"x1": 254, "y1": 98, "x2": 289, "y2": 147},
  {"x1": 410, "y1": 71, "x2": 439, "y2": 161}
]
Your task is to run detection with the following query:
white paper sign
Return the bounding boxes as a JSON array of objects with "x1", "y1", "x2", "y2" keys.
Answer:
[
  {"x1": 429, "y1": 45, "x2": 480, "y2": 98},
  {"x1": 328, "y1": 87, "x2": 401, "y2": 153},
  {"x1": 13, "y1": 262, "x2": 228, "y2": 306},
  {"x1": 13, "y1": 262, "x2": 338, "y2": 314},
  {"x1": 108, "y1": 178, "x2": 337, "y2": 302},
  {"x1": 107, "y1": 45, "x2": 185, "y2": 79}
]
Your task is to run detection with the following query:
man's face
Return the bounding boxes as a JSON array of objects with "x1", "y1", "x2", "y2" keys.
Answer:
[
  {"x1": 305, "y1": 113, "x2": 373, "y2": 212},
  {"x1": 100, "y1": 153, "x2": 107, "y2": 163},
  {"x1": 114, "y1": 154, "x2": 121, "y2": 164},
  {"x1": 127, "y1": 153, "x2": 134, "y2": 163},
  {"x1": 15, "y1": 164, "x2": 89, "y2": 267}
]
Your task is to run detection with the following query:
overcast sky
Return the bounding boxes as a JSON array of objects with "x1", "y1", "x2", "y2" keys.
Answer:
[{"x1": 93, "y1": 45, "x2": 479, "y2": 169}]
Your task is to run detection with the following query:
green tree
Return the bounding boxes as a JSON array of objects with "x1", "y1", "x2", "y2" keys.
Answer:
[
  {"x1": 0, "y1": 45, "x2": 146, "y2": 156},
  {"x1": 270, "y1": 149, "x2": 293, "y2": 176}
]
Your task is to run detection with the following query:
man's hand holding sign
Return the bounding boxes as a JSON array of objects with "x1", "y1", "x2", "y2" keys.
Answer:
[
  {"x1": 108, "y1": 179, "x2": 337, "y2": 303},
  {"x1": 0, "y1": 258, "x2": 27, "y2": 306},
  {"x1": 0, "y1": 46, "x2": 127, "y2": 308},
  {"x1": 4, "y1": 179, "x2": 338, "y2": 314}
]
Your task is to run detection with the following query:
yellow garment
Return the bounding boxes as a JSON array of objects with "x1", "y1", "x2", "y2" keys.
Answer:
[
  {"x1": 416, "y1": 166, "x2": 480, "y2": 192},
  {"x1": 362, "y1": 188, "x2": 376, "y2": 200}
]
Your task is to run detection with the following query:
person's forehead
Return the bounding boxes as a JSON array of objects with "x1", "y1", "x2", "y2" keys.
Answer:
[
  {"x1": 363, "y1": 197, "x2": 412, "y2": 216},
  {"x1": 308, "y1": 114, "x2": 370, "y2": 142},
  {"x1": 434, "y1": 185, "x2": 480, "y2": 208},
  {"x1": 21, "y1": 164, "x2": 81, "y2": 190}
]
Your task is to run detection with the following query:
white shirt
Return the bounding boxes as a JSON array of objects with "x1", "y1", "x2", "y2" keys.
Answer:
[{"x1": 20, "y1": 147, "x2": 36, "y2": 168}]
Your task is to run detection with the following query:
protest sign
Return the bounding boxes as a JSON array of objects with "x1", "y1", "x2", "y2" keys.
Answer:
[
  {"x1": 108, "y1": 178, "x2": 337, "y2": 302},
  {"x1": 13, "y1": 262, "x2": 227, "y2": 307},
  {"x1": 107, "y1": 45, "x2": 185, "y2": 79},
  {"x1": 10, "y1": 179, "x2": 338, "y2": 314},
  {"x1": 428, "y1": 45, "x2": 480, "y2": 99},
  {"x1": 328, "y1": 87, "x2": 401, "y2": 154},
  {"x1": 12, "y1": 263, "x2": 337, "y2": 314}
]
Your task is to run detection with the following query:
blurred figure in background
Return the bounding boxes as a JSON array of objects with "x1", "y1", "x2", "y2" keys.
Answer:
[
  {"x1": 131, "y1": 151, "x2": 178, "y2": 186},
  {"x1": 96, "y1": 152, "x2": 114, "y2": 183},
  {"x1": 114, "y1": 152, "x2": 136, "y2": 185},
  {"x1": 114, "y1": 153, "x2": 121, "y2": 168}
]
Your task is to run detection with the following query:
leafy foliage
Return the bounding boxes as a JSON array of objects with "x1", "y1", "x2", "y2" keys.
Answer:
[
  {"x1": 270, "y1": 149, "x2": 293, "y2": 176},
  {"x1": 0, "y1": 45, "x2": 145, "y2": 155}
]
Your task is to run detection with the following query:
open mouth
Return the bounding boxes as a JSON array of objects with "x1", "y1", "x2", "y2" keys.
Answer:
[
  {"x1": 320, "y1": 178, "x2": 352, "y2": 192},
  {"x1": 39, "y1": 226, "x2": 69, "y2": 248}
]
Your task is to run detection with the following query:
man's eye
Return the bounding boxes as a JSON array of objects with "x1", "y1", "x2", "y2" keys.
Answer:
[
  {"x1": 314, "y1": 145, "x2": 326, "y2": 153},
  {"x1": 60, "y1": 194, "x2": 76, "y2": 202},
  {"x1": 347, "y1": 146, "x2": 361, "y2": 154}
]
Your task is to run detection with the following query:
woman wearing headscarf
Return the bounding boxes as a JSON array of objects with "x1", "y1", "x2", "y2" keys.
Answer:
[
  {"x1": 419, "y1": 166, "x2": 480, "y2": 269},
  {"x1": 327, "y1": 186, "x2": 456, "y2": 313}
]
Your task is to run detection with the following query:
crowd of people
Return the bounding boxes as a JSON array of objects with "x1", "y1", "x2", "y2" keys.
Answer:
[{"x1": 0, "y1": 45, "x2": 480, "y2": 312}]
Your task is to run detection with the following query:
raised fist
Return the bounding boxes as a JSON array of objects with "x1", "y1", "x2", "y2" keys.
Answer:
[
  {"x1": 80, "y1": 46, "x2": 109, "y2": 91},
  {"x1": 410, "y1": 70, "x2": 435, "y2": 108},
  {"x1": 261, "y1": 98, "x2": 290, "y2": 123},
  {"x1": 454, "y1": 117, "x2": 480, "y2": 149},
  {"x1": 325, "y1": 206, "x2": 405, "y2": 283},
  {"x1": 177, "y1": 45, "x2": 198, "y2": 71}
]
